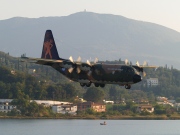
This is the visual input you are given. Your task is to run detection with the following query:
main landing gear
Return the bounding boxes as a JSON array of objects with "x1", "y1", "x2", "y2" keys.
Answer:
[
  {"x1": 94, "y1": 83, "x2": 105, "y2": 88},
  {"x1": 80, "y1": 82, "x2": 91, "y2": 87},
  {"x1": 125, "y1": 84, "x2": 131, "y2": 89},
  {"x1": 80, "y1": 82, "x2": 105, "y2": 88}
]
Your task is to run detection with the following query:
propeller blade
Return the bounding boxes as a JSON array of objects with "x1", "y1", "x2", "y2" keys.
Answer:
[
  {"x1": 87, "y1": 60, "x2": 91, "y2": 66},
  {"x1": 143, "y1": 61, "x2": 147, "y2": 66},
  {"x1": 68, "y1": 67, "x2": 74, "y2": 73},
  {"x1": 77, "y1": 56, "x2": 81, "y2": 63},
  {"x1": 76, "y1": 67, "x2": 81, "y2": 74},
  {"x1": 125, "y1": 59, "x2": 129, "y2": 65},
  {"x1": 94, "y1": 58, "x2": 98, "y2": 64},
  {"x1": 69, "y1": 56, "x2": 74, "y2": 63},
  {"x1": 136, "y1": 61, "x2": 140, "y2": 66}
]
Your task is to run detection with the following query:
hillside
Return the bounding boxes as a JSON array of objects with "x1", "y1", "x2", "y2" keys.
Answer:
[{"x1": 0, "y1": 12, "x2": 180, "y2": 68}]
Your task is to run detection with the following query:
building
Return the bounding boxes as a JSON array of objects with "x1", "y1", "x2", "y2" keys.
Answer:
[
  {"x1": 146, "y1": 78, "x2": 158, "y2": 87},
  {"x1": 52, "y1": 104, "x2": 77, "y2": 115},
  {"x1": 77, "y1": 101, "x2": 106, "y2": 112},
  {"x1": 156, "y1": 97, "x2": 175, "y2": 107},
  {"x1": 32, "y1": 100, "x2": 71, "y2": 107},
  {"x1": 103, "y1": 100, "x2": 114, "y2": 104},
  {"x1": 0, "y1": 99, "x2": 16, "y2": 113},
  {"x1": 156, "y1": 96, "x2": 168, "y2": 102},
  {"x1": 137, "y1": 104, "x2": 154, "y2": 113},
  {"x1": 0, "y1": 103, "x2": 17, "y2": 113}
]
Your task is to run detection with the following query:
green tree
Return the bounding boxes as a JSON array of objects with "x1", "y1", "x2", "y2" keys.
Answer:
[
  {"x1": 63, "y1": 84, "x2": 77, "y2": 99},
  {"x1": 154, "y1": 104, "x2": 166, "y2": 115},
  {"x1": 84, "y1": 87, "x2": 105, "y2": 102}
]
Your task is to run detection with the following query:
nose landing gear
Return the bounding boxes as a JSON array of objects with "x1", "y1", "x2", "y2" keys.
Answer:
[{"x1": 125, "y1": 84, "x2": 131, "y2": 89}]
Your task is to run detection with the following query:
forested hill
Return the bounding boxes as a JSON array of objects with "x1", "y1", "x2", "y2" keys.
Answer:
[
  {"x1": 0, "y1": 51, "x2": 85, "y2": 100},
  {"x1": 1, "y1": 12, "x2": 180, "y2": 68},
  {"x1": 1, "y1": 51, "x2": 180, "y2": 102}
]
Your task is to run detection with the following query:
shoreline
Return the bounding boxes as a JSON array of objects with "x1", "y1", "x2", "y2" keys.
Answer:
[{"x1": 1, "y1": 115, "x2": 180, "y2": 120}]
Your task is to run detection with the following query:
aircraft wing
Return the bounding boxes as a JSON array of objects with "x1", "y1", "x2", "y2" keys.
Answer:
[
  {"x1": 21, "y1": 56, "x2": 91, "y2": 72},
  {"x1": 139, "y1": 65, "x2": 158, "y2": 68}
]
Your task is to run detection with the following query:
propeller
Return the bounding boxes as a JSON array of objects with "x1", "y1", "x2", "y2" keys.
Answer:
[
  {"x1": 94, "y1": 58, "x2": 98, "y2": 64},
  {"x1": 87, "y1": 60, "x2": 91, "y2": 66},
  {"x1": 68, "y1": 56, "x2": 82, "y2": 74},
  {"x1": 143, "y1": 61, "x2": 147, "y2": 66},
  {"x1": 87, "y1": 58, "x2": 98, "y2": 66},
  {"x1": 69, "y1": 56, "x2": 74, "y2": 63},
  {"x1": 76, "y1": 56, "x2": 81, "y2": 63},
  {"x1": 86, "y1": 58, "x2": 98, "y2": 76},
  {"x1": 125, "y1": 59, "x2": 129, "y2": 65},
  {"x1": 136, "y1": 61, "x2": 140, "y2": 66},
  {"x1": 68, "y1": 67, "x2": 74, "y2": 73},
  {"x1": 135, "y1": 61, "x2": 146, "y2": 77}
]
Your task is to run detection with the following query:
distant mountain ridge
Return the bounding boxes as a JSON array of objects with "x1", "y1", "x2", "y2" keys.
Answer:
[{"x1": 0, "y1": 12, "x2": 180, "y2": 68}]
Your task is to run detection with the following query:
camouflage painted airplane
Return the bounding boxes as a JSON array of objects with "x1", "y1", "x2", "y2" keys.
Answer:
[{"x1": 21, "y1": 30, "x2": 157, "y2": 89}]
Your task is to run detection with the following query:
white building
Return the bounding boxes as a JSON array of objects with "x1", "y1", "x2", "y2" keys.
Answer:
[
  {"x1": 103, "y1": 100, "x2": 114, "y2": 104},
  {"x1": 0, "y1": 103, "x2": 17, "y2": 113},
  {"x1": 156, "y1": 96, "x2": 168, "y2": 102},
  {"x1": 31, "y1": 100, "x2": 71, "y2": 107},
  {"x1": 146, "y1": 78, "x2": 158, "y2": 87},
  {"x1": 137, "y1": 104, "x2": 154, "y2": 113},
  {"x1": 52, "y1": 104, "x2": 77, "y2": 115}
]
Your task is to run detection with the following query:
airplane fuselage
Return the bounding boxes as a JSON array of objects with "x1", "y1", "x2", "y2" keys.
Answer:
[{"x1": 52, "y1": 62, "x2": 142, "y2": 88}]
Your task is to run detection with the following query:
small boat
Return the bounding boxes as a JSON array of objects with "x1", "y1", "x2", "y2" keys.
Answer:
[{"x1": 100, "y1": 121, "x2": 107, "y2": 125}]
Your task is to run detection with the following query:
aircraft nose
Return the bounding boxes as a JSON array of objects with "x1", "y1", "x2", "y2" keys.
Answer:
[{"x1": 133, "y1": 74, "x2": 142, "y2": 83}]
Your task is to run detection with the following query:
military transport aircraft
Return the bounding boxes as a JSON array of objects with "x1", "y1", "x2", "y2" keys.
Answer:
[{"x1": 21, "y1": 30, "x2": 157, "y2": 89}]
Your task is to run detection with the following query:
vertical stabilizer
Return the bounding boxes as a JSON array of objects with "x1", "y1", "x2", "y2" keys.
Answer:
[{"x1": 41, "y1": 30, "x2": 60, "y2": 60}]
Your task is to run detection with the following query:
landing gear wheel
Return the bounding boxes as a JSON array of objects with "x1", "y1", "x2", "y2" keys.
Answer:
[
  {"x1": 80, "y1": 83, "x2": 85, "y2": 87},
  {"x1": 94, "y1": 83, "x2": 100, "y2": 87},
  {"x1": 86, "y1": 83, "x2": 91, "y2": 87},
  {"x1": 100, "y1": 84, "x2": 105, "y2": 88},
  {"x1": 125, "y1": 84, "x2": 131, "y2": 89}
]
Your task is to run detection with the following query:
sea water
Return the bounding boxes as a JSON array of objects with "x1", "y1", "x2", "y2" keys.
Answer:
[{"x1": 0, "y1": 119, "x2": 180, "y2": 135}]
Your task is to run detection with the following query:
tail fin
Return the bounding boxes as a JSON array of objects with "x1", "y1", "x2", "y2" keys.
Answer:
[{"x1": 41, "y1": 30, "x2": 60, "y2": 60}]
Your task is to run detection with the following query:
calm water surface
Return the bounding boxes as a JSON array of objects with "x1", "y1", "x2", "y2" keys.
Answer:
[{"x1": 0, "y1": 119, "x2": 180, "y2": 135}]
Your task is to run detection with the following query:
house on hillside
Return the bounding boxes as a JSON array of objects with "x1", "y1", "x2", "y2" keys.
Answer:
[
  {"x1": 0, "y1": 99, "x2": 17, "y2": 113},
  {"x1": 52, "y1": 104, "x2": 77, "y2": 115},
  {"x1": 31, "y1": 100, "x2": 71, "y2": 107},
  {"x1": 156, "y1": 97, "x2": 175, "y2": 107},
  {"x1": 77, "y1": 101, "x2": 106, "y2": 112},
  {"x1": 156, "y1": 96, "x2": 168, "y2": 102},
  {"x1": 137, "y1": 104, "x2": 154, "y2": 113},
  {"x1": 146, "y1": 78, "x2": 158, "y2": 87},
  {"x1": 103, "y1": 100, "x2": 114, "y2": 104}
]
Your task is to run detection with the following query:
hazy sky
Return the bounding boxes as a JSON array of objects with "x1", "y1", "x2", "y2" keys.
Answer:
[{"x1": 1, "y1": 0, "x2": 180, "y2": 32}]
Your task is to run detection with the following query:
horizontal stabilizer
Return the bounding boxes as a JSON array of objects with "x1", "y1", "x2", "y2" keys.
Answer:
[{"x1": 21, "y1": 56, "x2": 63, "y2": 64}]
